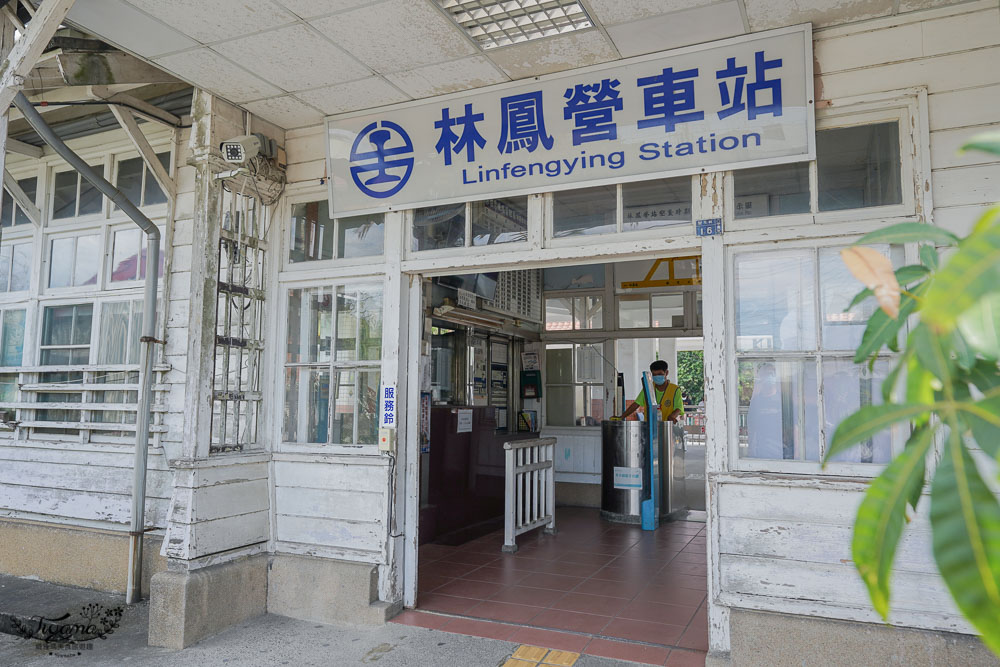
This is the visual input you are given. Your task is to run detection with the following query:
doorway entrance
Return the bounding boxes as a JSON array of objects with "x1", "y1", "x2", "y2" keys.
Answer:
[{"x1": 399, "y1": 257, "x2": 710, "y2": 659}]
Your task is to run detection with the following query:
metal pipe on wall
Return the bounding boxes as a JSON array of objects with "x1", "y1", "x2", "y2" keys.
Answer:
[{"x1": 12, "y1": 91, "x2": 161, "y2": 605}]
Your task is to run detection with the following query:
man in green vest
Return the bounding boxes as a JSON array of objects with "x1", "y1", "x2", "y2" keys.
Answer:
[{"x1": 615, "y1": 360, "x2": 684, "y2": 423}]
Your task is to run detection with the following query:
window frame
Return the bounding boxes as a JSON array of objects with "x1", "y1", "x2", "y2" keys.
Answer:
[
  {"x1": 542, "y1": 340, "x2": 608, "y2": 429},
  {"x1": 726, "y1": 237, "x2": 914, "y2": 477},
  {"x1": 44, "y1": 227, "x2": 105, "y2": 292},
  {"x1": 282, "y1": 191, "x2": 387, "y2": 271},
  {"x1": 406, "y1": 195, "x2": 532, "y2": 259},
  {"x1": 0, "y1": 238, "x2": 34, "y2": 297},
  {"x1": 111, "y1": 150, "x2": 171, "y2": 210},
  {"x1": 277, "y1": 276, "x2": 386, "y2": 454},
  {"x1": 543, "y1": 290, "x2": 605, "y2": 333},
  {"x1": 48, "y1": 164, "x2": 107, "y2": 223},
  {"x1": 105, "y1": 222, "x2": 165, "y2": 289}
]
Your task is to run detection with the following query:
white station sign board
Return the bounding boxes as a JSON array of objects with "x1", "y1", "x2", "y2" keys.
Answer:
[{"x1": 327, "y1": 25, "x2": 814, "y2": 217}]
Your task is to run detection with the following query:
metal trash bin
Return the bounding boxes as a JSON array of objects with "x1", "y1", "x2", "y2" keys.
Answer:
[{"x1": 600, "y1": 420, "x2": 652, "y2": 524}]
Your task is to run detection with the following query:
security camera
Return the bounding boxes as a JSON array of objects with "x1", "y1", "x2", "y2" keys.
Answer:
[{"x1": 220, "y1": 135, "x2": 262, "y2": 164}]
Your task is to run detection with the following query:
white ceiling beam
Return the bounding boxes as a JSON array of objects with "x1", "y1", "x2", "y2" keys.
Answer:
[
  {"x1": 87, "y1": 85, "x2": 180, "y2": 127},
  {"x1": 3, "y1": 169, "x2": 41, "y2": 226},
  {"x1": 0, "y1": 0, "x2": 78, "y2": 113},
  {"x1": 6, "y1": 137, "x2": 41, "y2": 158},
  {"x1": 108, "y1": 104, "x2": 174, "y2": 200}
]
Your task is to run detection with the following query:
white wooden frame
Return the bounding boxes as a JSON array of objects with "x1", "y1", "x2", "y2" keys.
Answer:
[
  {"x1": 281, "y1": 189, "x2": 387, "y2": 273},
  {"x1": 103, "y1": 222, "x2": 167, "y2": 290}
]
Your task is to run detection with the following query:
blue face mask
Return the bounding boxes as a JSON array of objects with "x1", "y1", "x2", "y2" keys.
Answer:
[{"x1": 653, "y1": 375, "x2": 667, "y2": 386}]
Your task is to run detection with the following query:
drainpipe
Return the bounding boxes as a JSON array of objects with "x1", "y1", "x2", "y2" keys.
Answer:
[{"x1": 12, "y1": 92, "x2": 161, "y2": 604}]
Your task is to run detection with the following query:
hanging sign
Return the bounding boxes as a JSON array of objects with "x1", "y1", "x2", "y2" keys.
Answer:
[{"x1": 327, "y1": 25, "x2": 813, "y2": 217}]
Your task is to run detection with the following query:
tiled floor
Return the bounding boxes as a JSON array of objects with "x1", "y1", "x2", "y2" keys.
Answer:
[{"x1": 397, "y1": 507, "x2": 708, "y2": 666}]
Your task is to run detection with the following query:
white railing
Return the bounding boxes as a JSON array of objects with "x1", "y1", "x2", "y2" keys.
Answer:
[
  {"x1": 503, "y1": 437, "x2": 556, "y2": 553},
  {"x1": 0, "y1": 364, "x2": 169, "y2": 444}
]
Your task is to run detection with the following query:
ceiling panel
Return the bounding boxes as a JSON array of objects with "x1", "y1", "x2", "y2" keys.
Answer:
[
  {"x1": 607, "y1": 1, "x2": 746, "y2": 58},
  {"x1": 296, "y1": 77, "x2": 411, "y2": 116},
  {"x1": 275, "y1": 0, "x2": 375, "y2": 20},
  {"x1": 385, "y1": 55, "x2": 508, "y2": 99},
  {"x1": 212, "y1": 24, "x2": 372, "y2": 93},
  {"x1": 156, "y1": 48, "x2": 283, "y2": 103},
  {"x1": 744, "y1": 0, "x2": 894, "y2": 31},
  {"x1": 487, "y1": 28, "x2": 618, "y2": 80},
  {"x1": 309, "y1": 0, "x2": 477, "y2": 73},
  {"x1": 66, "y1": 0, "x2": 198, "y2": 58},
  {"x1": 125, "y1": 0, "x2": 296, "y2": 44},
  {"x1": 242, "y1": 95, "x2": 326, "y2": 129},
  {"x1": 585, "y1": 0, "x2": 721, "y2": 26}
]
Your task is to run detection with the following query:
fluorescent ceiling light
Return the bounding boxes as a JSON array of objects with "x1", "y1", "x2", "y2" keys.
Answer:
[{"x1": 436, "y1": 0, "x2": 593, "y2": 50}]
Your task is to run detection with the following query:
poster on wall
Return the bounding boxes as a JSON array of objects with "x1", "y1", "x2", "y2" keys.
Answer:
[
  {"x1": 327, "y1": 25, "x2": 814, "y2": 217},
  {"x1": 472, "y1": 337, "x2": 488, "y2": 403},
  {"x1": 419, "y1": 392, "x2": 431, "y2": 453},
  {"x1": 456, "y1": 409, "x2": 473, "y2": 433}
]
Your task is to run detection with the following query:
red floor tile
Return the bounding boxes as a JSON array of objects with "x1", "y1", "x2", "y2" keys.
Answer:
[
  {"x1": 420, "y1": 560, "x2": 480, "y2": 578},
  {"x1": 488, "y1": 585, "x2": 564, "y2": 608},
  {"x1": 417, "y1": 574, "x2": 453, "y2": 593},
  {"x1": 572, "y1": 577, "x2": 646, "y2": 599},
  {"x1": 584, "y1": 638, "x2": 670, "y2": 666},
  {"x1": 675, "y1": 624, "x2": 709, "y2": 652},
  {"x1": 665, "y1": 648, "x2": 708, "y2": 666},
  {"x1": 552, "y1": 592, "x2": 630, "y2": 617},
  {"x1": 618, "y1": 600, "x2": 699, "y2": 627},
  {"x1": 436, "y1": 551, "x2": 500, "y2": 567},
  {"x1": 670, "y1": 551, "x2": 707, "y2": 564},
  {"x1": 418, "y1": 545, "x2": 456, "y2": 562},
  {"x1": 668, "y1": 561, "x2": 708, "y2": 576},
  {"x1": 509, "y1": 627, "x2": 592, "y2": 653},
  {"x1": 439, "y1": 617, "x2": 518, "y2": 641},
  {"x1": 461, "y1": 564, "x2": 530, "y2": 585},
  {"x1": 530, "y1": 608, "x2": 613, "y2": 634},
  {"x1": 603, "y1": 617, "x2": 686, "y2": 646},
  {"x1": 418, "y1": 593, "x2": 481, "y2": 615},
  {"x1": 390, "y1": 610, "x2": 451, "y2": 630},
  {"x1": 591, "y1": 566, "x2": 661, "y2": 583},
  {"x1": 652, "y1": 573, "x2": 708, "y2": 591},
  {"x1": 433, "y1": 578, "x2": 506, "y2": 600},
  {"x1": 517, "y1": 572, "x2": 585, "y2": 591},
  {"x1": 634, "y1": 584, "x2": 707, "y2": 608},
  {"x1": 466, "y1": 599, "x2": 543, "y2": 624}
]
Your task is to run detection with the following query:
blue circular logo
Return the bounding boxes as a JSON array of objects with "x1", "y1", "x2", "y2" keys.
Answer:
[{"x1": 349, "y1": 120, "x2": 414, "y2": 199}]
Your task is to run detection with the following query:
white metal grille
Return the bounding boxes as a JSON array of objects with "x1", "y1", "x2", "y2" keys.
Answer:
[
  {"x1": 483, "y1": 269, "x2": 542, "y2": 322},
  {"x1": 436, "y1": 0, "x2": 593, "y2": 50}
]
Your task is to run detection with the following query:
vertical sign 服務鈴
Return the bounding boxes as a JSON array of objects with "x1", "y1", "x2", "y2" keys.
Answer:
[
  {"x1": 380, "y1": 385, "x2": 397, "y2": 429},
  {"x1": 327, "y1": 25, "x2": 813, "y2": 217}
]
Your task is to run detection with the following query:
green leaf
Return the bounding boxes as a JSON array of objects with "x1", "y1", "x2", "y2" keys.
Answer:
[
  {"x1": 825, "y1": 403, "x2": 931, "y2": 464},
  {"x1": 881, "y1": 350, "x2": 911, "y2": 403},
  {"x1": 920, "y1": 245, "x2": 940, "y2": 270},
  {"x1": 857, "y1": 222, "x2": 959, "y2": 247},
  {"x1": 951, "y1": 329, "x2": 976, "y2": 372},
  {"x1": 853, "y1": 425, "x2": 934, "y2": 619},
  {"x1": 956, "y1": 396, "x2": 1000, "y2": 459},
  {"x1": 930, "y1": 434, "x2": 1000, "y2": 654},
  {"x1": 905, "y1": 356, "x2": 935, "y2": 428},
  {"x1": 911, "y1": 323, "x2": 953, "y2": 385},
  {"x1": 854, "y1": 286, "x2": 924, "y2": 364},
  {"x1": 962, "y1": 360, "x2": 1000, "y2": 393},
  {"x1": 922, "y1": 219, "x2": 1000, "y2": 334},
  {"x1": 958, "y1": 293, "x2": 1000, "y2": 361},
  {"x1": 961, "y1": 131, "x2": 1000, "y2": 157}
]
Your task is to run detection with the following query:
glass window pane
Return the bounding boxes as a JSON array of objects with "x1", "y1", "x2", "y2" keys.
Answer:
[
  {"x1": 576, "y1": 344, "x2": 603, "y2": 383},
  {"x1": 335, "y1": 287, "x2": 358, "y2": 362},
  {"x1": 116, "y1": 156, "x2": 143, "y2": 205},
  {"x1": 74, "y1": 234, "x2": 100, "y2": 286},
  {"x1": 98, "y1": 301, "x2": 130, "y2": 364},
  {"x1": 735, "y1": 250, "x2": 816, "y2": 351},
  {"x1": 739, "y1": 358, "x2": 819, "y2": 461},
  {"x1": 289, "y1": 200, "x2": 334, "y2": 263},
  {"x1": 0, "y1": 373, "x2": 17, "y2": 401},
  {"x1": 412, "y1": 203, "x2": 465, "y2": 251},
  {"x1": 575, "y1": 296, "x2": 603, "y2": 329},
  {"x1": 734, "y1": 162, "x2": 809, "y2": 218},
  {"x1": 331, "y1": 370, "x2": 356, "y2": 444},
  {"x1": 545, "y1": 344, "x2": 573, "y2": 384},
  {"x1": 143, "y1": 152, "x2": 170, "y2": 206},
  {"x1": 0, "y1": 246, "x2": 9, "y2": 292},
  {"x1": 618, "y1": 295, "x2": 650, "y2": 329},
  {"x1": 282, "y1": 367, "x2": 329, "y2": 443},
  {"x1": 1, "y1": 309, "x2": 25, "y2": 366},
  {"x1": 72, "y1": 304, "x2": 93, "y2": 346},
  {"x1": 819, "y1": 245, "x2": 903, "y2": 351},
  {"x1": 471, "y1": 197, "x2": 528, "y2": 245},
  {"x1": 358, "y1": 370, "x2": 380, "y2": 445},
  {"x1": 824, "y1": 358, "x2": 892, "y2": 464},
  {"x1": 78, "y1": 168, "x2": 103, "y2": 215},
  {"x1": 49, "y1": 237, "x2": 74, "y2": 288},
  {"x1": 13, "y1": 177, "x2": 36, "y2": 226},
  {"x1": 111, "y1": 228, "x2": 142, "y2": 282},
  {"x1": 338, "y1": 213, "x2": 384, "y2": 258},
  {"x1": 580, "y1": 385, "x2": 604, "y2": 425},
  {"x1": 543, "y1": 264, "x2": 605, "y2": 290},
  {"x1": 358, "y1": 288, "x2": 383, "y2": 361},
  {"x1": 622, "y1": 178, "x2": 691, "y2": 232},
  {"x1": 651, "y1": 293, "x2": 685, "y2": 328},
  {"x1": 138, "y1": 239, "x2": 165, "y2": 280},
  {"x1": 129, "y1": 301, "x2": 143, "y2": 364},
  {"x1": 553, "y1": 185, "x2": 616, "y2": 237},
  {"x1": 546, "y1": 385, "x2": 576, "y2": 426},
  {"x1": 818, "y1": 122, "x2": 902, "y2": 212},
  {"x1": 285, "y1": 287, "x2": 332, "y2": 364},
  {"x1": 0, "y1": 197, "x2": 11, "y2": 228},
  {"x1": 545, "y1": 297, "x2": 572, "y2": 332},
  {"x1": 10, "y1": 243, "x2": 31, "y2": 292},
  {"x1": 52, "y1": 171, "x2": 77, "y2": 219},
  {"x1": 42, "y1": 305, "x2": 75, "y2": 346}
]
